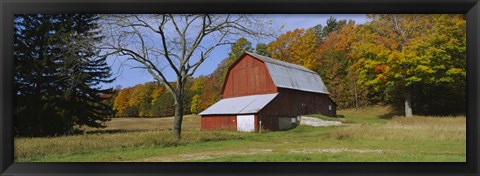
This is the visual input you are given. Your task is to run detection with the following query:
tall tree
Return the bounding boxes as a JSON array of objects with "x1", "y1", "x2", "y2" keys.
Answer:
[
  {"x1": 14, "y1": 14, "x2": 114, "y2": 136},
  {"x1": 350, "y1": 14, "x2": 465, "y2": 117},
  {"x1": 190, "y1": 95, "x2": 202, "y2": 115},
  {"x1": 113, "y1": 87, "x2": 133, "y2": 117},
  {"x1": 189, "y1": 76, "x2": 206, "y2": 114},
  {"x1": 316, "y1": 20, "x2": 370, "y2": 109},
  {"x1": 321, "y1": 17, "x2": 347, "y2": 40},
  {"x1": 103, "y1": 14, "x2": 269, "y2": 139},
  {"x1": 311, "y1": 17, "x2": 347, "y2": 42}
]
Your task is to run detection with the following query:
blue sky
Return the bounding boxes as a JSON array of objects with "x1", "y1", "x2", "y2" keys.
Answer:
[{"x1": 103, "y1": 14, "x2": 368, "y2": 89}]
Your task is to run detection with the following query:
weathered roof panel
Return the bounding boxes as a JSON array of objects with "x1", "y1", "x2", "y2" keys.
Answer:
[
  {"x1": 245, "y1": 52, "x2": 330, "y2": 94},
  {"x1": 199, "y1": 93, "x2": 278, "y2": 115},
  {"x1": 245, "y1": 52, "x2": 315, "y2": 73}
]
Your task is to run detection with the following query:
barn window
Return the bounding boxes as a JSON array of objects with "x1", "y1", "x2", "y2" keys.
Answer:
[{"x1": 329, "y1": 105, "x2": 332, "y2": 111}]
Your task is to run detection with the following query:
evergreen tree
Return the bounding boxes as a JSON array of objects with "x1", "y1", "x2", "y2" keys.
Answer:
[{"x1": 14, "y1": 14, "x2": 114, "y2": 136}]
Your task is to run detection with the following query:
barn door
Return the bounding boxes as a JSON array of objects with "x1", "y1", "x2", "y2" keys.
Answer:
[{"x1": 236, "y1": 115, "x2": 255, "y2": 132}]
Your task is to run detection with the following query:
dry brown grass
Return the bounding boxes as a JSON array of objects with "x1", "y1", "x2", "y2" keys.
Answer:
[
  {"x1": 15, "y1": 129, "x2": 245, "y2": 161},
  {"x1": 15, "y1": 115, "x2": 241, "y2": 161},
  {"x1": 328, "y1": 115, "x2": 466, "y2": 142},
  {"x1": 83, "y1": 114, "x2": 201, "y2": 133},
  {"x1": 338, "y1": 105, "x2": 393, "y2": 117}
]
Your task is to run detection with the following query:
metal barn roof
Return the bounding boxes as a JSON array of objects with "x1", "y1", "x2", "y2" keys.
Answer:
[
  {"x1": 199, "y1": 93, "x2": 278, "y2": 115},
  {"x1": 245, "y1": 52, "x2": 330, "y2": 94}
]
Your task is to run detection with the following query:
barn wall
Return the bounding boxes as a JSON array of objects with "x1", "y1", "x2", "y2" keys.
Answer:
[
  {"x1": 201, "y1": 115, "x2": 236, "y2": 131},
  {"x1": 258, "y1": 88, "x2": 337, "y2": 131},
  {"x1": 223, "y1": 55, "x2": 277, "y2": 98},
  {"x1": 254, "y1": 114, "x2": 259, "y2": 132}
]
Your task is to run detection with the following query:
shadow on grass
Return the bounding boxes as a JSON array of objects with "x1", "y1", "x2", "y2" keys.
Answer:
[
  {"x1": 377, "y1": 111, "x2": 400, "y2": 119},
  {"x1": 85, "y1": 129, "x2": 152, "y2": 135}
]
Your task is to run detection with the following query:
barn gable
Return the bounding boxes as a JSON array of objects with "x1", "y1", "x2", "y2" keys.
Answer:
[
  {"x1": 221, "y1": 52, "x2": 330, "y2": 96},
  {"x1": 222, "y1": 54, "x2": 277, "y2": 98},
  {"x1": 245, "y1": 52, "x2": 330, "y2": 94}
]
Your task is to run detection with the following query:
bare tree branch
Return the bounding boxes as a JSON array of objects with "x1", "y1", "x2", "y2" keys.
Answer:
[{"x1": 100, "y1": 14, "x2": 273, "y2": 138}]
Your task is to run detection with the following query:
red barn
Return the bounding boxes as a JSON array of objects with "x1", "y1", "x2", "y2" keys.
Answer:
[{"x1": 199, "y1": 52, "x2": 336, "y2": 132}]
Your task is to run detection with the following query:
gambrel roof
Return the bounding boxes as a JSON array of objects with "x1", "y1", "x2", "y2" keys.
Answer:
[{"x1": 244, "y1": 52, "x2": 330, "y2": 94}]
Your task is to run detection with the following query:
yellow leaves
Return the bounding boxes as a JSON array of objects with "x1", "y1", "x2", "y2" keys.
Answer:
[
  {"x1": 351, "y1": 14, "x2": 465, "y2": 91},
  {"x1": 446, "y1": 68, "x2": 466, "y2": 76},
  {"x1": 416, "y1": 65, "x2": 435, "y2": 74},
  {"x1": 113, "y1": 87, "x2": 133, "y2": 116},
  {"x1": 190, "y1": 94, "x2": 202, "y2": 114},
  {"x1": 387, "y1": 51, "x2": 401, "y2": 63},
  {"x1": 405, "y1": 76, "x2": 422, "y2": 84},
  {"x1": 151, "y1": 85, "x2": 166, "y2": 104},
  {"x1": 267, "y1": 28, "x2": 319, "y2": 69},
  {"x1": 190, "y1": 76, "x2": 206, "y2": 92}
]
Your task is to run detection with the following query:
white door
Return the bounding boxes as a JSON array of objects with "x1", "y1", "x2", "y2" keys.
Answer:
[{"x1": 236, "y1": 115, "x2": 255, "y2": 132}]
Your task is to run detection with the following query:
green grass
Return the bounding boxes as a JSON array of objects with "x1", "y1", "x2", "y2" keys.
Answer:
[{"x1": 14, "y1": 106, "x2": 466, "y2": 162}]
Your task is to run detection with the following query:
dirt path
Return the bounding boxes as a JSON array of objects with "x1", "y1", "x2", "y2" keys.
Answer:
[
  {"x1": 132, "y1": 147, "x2": 384, "y2": 162},
  {"x1": 135, "y1": 149, "x2": 273, "y2": 162}
]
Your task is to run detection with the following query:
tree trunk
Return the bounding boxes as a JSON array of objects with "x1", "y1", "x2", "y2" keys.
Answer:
[
  {"x1": 173, "y1": 94, "x2": 184, "y2": 139},
  {"x1": 405, "y1": 87, "x2": 413, "y2": 117},
  {"x1": 354, "y1": 81, "x2": 358, "y2": 109}
]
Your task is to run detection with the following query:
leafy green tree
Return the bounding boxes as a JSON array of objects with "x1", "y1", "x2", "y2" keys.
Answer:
[
  {"x1": 321, "y1": 17, "x2": 347, "y2": 40},
  {"x1": 311, "y1": 17, "x2": 347, "y2": 42},
  {"x1": 14, "y1": 14, "x2": 114, "y2": 136},
  {"x1": 255, "y1": 43, "x2": 269, "y2": 56}
]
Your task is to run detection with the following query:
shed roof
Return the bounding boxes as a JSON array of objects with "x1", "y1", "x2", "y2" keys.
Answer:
[
  {"x1": 199, "y1": 93, "x2": 278, "y2": 115},
  {"x1": 244, "y1": 52, "x2": 330, "y2": 94}
]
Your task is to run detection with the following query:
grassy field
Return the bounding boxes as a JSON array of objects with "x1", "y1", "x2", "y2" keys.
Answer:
[{"x1": 14, "y1": 106, "x2": 466, "y2": 162}]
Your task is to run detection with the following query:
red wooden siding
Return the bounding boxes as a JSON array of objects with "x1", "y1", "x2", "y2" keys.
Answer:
[
  {"x1": 258, "y1": 88, "x2": 336, "y2": 131},
  {"x1": 222, "y1": 55, "x2": 277, "y2": 98},
  {"x1": 260, "y1": 88, "x2": 336, "y2": 117},
  {"x1": 201, "y1": 115, "x2": 236, "y2": 130},
  {"x1": 258, "y1": 115, "x2": 278, "y2": 131}
]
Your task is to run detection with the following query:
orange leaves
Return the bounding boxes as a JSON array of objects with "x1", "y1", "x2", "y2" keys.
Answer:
[
  {"x1": 376, "y1": 74, "x2": 386, "y2": 82},
  {"x1": 267, "y1": 28, "x2": 319, "y2": 69},
  {"x1": 374, "y1": 64, "x2": 387, "y2": 73},
  {"x1": 113, "y1": 87, "x2": 133, "y2": 116}
]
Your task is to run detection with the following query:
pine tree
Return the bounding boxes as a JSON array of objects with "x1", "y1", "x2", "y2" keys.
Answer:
[{"x1": 14, "y1": 14, "x2": 114, "y2": 136}]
